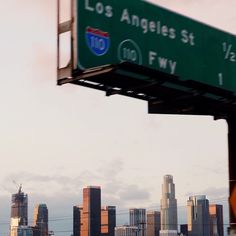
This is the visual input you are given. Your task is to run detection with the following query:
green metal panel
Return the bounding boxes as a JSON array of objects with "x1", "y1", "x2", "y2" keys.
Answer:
[{"x1": 77, "y1": 0, "x2": 236, "y2": 94}]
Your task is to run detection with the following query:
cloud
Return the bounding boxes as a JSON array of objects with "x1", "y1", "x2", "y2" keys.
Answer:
[
  {"x1": 192, "y1": 163, "x2": 227, "y2": 176},
  {"x1": 97, "y1": 159, "x2": 124, "y2": 179},
  {"x1": 119, "y1": 184, "x2": 150, "y2": 205},
  {"x1": 204, "y1": 187, "x2": 228, "y2": 201},
  {"x1": 0, "y1": 158, "x2": 151, "y2": 216},
  {"x1": 0, "y1": 172, "x2": 85, "y2": 199},
  {"x1": 97, "y1": 159, "x2": 151, "y2": 207}
]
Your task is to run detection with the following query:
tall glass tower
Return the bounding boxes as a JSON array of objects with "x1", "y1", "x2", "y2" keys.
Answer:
[
  {"x1": 33, "y1": 204, "x2": 48, "y2": 236},
  {"x1": 160, "y1": 175, "x2": 178, "y2": 235},
  {"x1": 187, "y1": 195, "x2": 210, "y2": 236},
  {"x1": 129, "y1": 208, "x2": 146, "y2": 236}
]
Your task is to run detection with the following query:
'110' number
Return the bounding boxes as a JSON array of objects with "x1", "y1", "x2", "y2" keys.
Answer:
[
  {"x1": 123, "y1": 48, "x2": 137, "y2": 62},
  {"x1": 90, "y1": 36, "x2": 105, "y2": 51}
]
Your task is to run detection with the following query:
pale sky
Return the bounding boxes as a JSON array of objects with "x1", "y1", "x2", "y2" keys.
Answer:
[{"x1": 0, "y1": 0, "x2": 235, "y2": 235}]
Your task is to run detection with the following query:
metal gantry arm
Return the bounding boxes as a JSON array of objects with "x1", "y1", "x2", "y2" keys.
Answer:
[{"x1": 57, "y1": 0, "x2": 77, "y2": 81}]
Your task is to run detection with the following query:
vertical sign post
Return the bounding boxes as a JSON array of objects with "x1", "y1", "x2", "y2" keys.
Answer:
[{"x1": 227, "y1": 117, "x2": 236, "y2": 235}]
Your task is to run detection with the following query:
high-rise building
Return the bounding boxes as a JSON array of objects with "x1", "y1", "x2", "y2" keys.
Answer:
[
  {"x1": 81, "y1": 186, "x2": 101, "y2": 236},
  {"x1": 147, "y1": 211, "x2": 160, "y2": 236},
  {"x1": 187, "y1": 195, "x2": 210, "y2": 236},
  {"x1": 129, "y1": 208, "x2": 146, "y2": 236},
  {"x1": 33, "y1": 204, "x2": 48, "y2": 236},
  {"x1": 11, "y1": 186, "x2": 28, "y2": 226},
  {"x1": 115, "y1": 226, "x2": 138, "y2": 236},
  {"x1": 160, "y1": 175, "x2": 178, "y2": 236},
  {"x1": 73, "y1": 206, "x2": 82, "y2": 236},
  {"x1": 11, "y1": 186, "x2": 28, "y2": 236},
  {"x1": 180, "y1": 224, "x2": 188, "y2": 236},
  {"x1": 101, "y1": 206, "x2": 116, "y2": 236},
  {"x1": 209, "y1": 204, "x2": 224, "y2": 236}
]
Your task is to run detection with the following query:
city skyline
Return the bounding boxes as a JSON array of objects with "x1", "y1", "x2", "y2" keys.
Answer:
[
  {"x1": 4, "y1": 182, "x2": 227, "y2": 236},
  {"x1": 9, "y1": 187, "x2": 49, "y2": 236},
  {"x1": 0, "y1": 0, "x2": 235, "y2": 235}
]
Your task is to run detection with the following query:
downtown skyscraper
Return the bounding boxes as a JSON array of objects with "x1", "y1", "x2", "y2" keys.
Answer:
[
  {"x1": 101, "y1": 206, "x2": 116, "y2": 236},
  {"x1": 81, "y1": 186, "x2": 101, "y2": 236},
  {"x1": 209, "y1": 204, "x2": 224, "y2": 236},
  {"x1": 11, "y1": 186, "x2": 28, "y2": 226},
  {"x1": 73, "y1": 205, "x2": 82, "y2": 236},
  {"x1": 187, "y1": 195, "x2": 210, "y2": 236},
  {"x1": 129, "y1": 208, "x2": 146, "y2": 236},
  {"x1": 33, "y1": 204, "x2": 48, "y2": 236},
  {"x1": 147, "y1": 211, "x2": 160, "y2": 236},
  {"x1": 160, "y1": 175, "x2": 178, "y2": 236},
  {"x1": 10, "y1": 186, "x2": 28, "y2": 236}
]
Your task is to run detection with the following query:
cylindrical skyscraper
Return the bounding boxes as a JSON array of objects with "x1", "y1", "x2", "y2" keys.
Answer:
[{"x1": 160, "y1": 175, "x2": 178, "y2": 235}]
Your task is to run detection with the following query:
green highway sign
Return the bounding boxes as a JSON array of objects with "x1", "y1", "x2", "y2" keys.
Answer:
[{"x1": 77, "y1": 0, "x2": 236, "y2": 93}]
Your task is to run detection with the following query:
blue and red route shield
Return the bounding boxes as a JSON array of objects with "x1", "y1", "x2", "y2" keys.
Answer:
[{"x1": 85, "y1": 27, "x2": 110, "y2": 56}]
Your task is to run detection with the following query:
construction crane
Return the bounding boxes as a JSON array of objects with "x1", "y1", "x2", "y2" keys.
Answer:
[{"x1": 12, "y1": 180, "x2": 22, "y2": 193}]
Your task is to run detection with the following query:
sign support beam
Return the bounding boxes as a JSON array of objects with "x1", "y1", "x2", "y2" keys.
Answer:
[{"x1": 227, "y1": 116, "x2": 236, "y2": 235}]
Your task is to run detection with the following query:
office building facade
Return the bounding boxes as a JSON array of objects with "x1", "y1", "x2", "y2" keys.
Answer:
[
  {"x1": 187, "y1": 195, "x2": 210, "y2": 236},
  {"x1": 209, "y1": 204, "x2": 224, "y2": 236},
  {"x1": 129, "y1": 208, "x2": 146, "y2": 236},
  {"x1": 81, "y1": 186, "x2": 101, "y2": 236},
  {"x1": 147, "y1": 211, "x2": 160, "y2": 236},
  {"x1": 73, "y1": 206, "x2": 82, "y2": 236},
  {"x1": 33, "y1": 204, "x2": 48, "y2": 236},
  {"x1": 11, "y1": 187, "x2": 28, "y2": 236},
  {"x1": 11, "y1": 186, "x2": 28, "y2": 226},
  {"x1": 101, "y1": 206, "x2": 116, "y2": 236}
]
